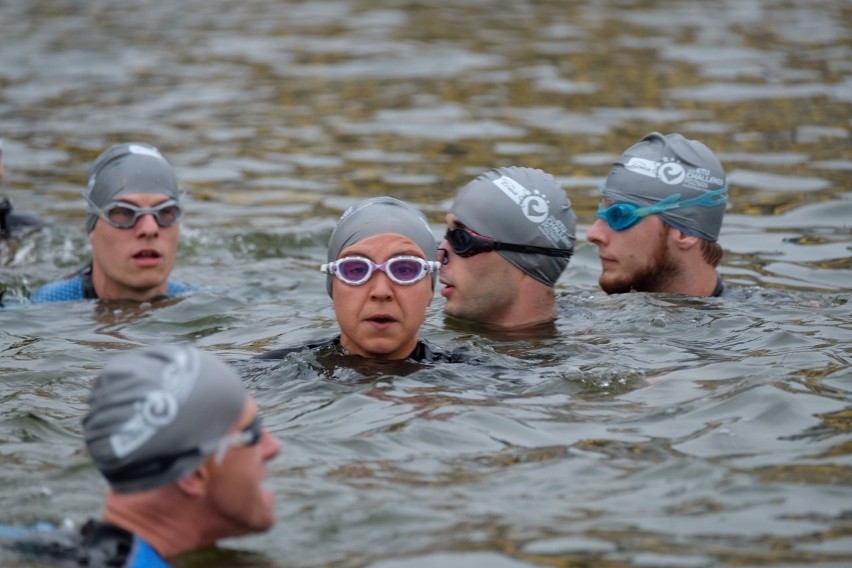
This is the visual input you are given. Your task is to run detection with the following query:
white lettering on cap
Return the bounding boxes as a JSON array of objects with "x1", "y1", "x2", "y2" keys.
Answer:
[
  {"x1": 492, "y1": 175, "x2": 549, "y2": 224},
  {"x1": 127, "y1": 144, "x2": 165, "y2": 161},
  {"x1": 492, "y1": 175, "x2": 528, "y2": 205},
  {"x1": 108, "y1": 347, "x2": 200, "y2": 459},
  {"x1": 110, "y1": 390, "x2": 178, "y2": 458},
  {"x1": 624, "y1": 157, "x2": 659, "y2": 179},
  {"x1": 626, "y1": 157, "x2": 687, "y2": 186}
]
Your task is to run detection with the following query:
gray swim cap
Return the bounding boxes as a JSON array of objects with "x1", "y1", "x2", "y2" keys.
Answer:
[
  {"x1": 326, "y1": 196, "x2": 437, "y2": 297},
  {"x1": 83, "y1": 345, "x2": 247, "y2": 494},
  {"x1": 602, "y1": 132, "x2": 728, "y2": 241},
  {"x1": 450, "y1": 166, "x2": 576, "y2": 287},
  {"x1": 85, "y1": 143, "x2": 180, "y2": 233}
]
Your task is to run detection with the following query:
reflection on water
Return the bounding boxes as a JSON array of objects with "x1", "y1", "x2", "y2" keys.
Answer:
[{"x1": 1, "y1": 0, "x2": 851, "y2": 566}]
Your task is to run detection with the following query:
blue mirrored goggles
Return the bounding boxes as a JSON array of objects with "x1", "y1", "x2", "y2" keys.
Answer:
[
  {"x1": 597, "y1": 186, "x2": 728, "y2": 232},
  {"x1": 322, "y1": 255, "x2": 439, "y2": 286},
  {"x1": 84, "y1": 193, "x2": 183, "y2": 229}
]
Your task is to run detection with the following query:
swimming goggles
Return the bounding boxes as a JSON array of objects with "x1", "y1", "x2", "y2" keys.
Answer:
[
  {"x1": 100, "y1": 414, "x2": 264, "y2": 484},
  {"x1": 597, "y1": 186, "x2": 728, "y2": 232},
  {"x1": 444, "y1": 227, "x2": 572, "y2": 259},
  {"x1": 84, "y1": 194, "x2": 183, "y2": 229},
  {"x1": 322, "y1": 255, "x2": 439, "y2": 286}
]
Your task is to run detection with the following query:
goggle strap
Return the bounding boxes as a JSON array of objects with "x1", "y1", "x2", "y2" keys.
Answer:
[
  {"x1": 621, "y1": 186, "x2": 729, "y2": 217},
  {"x1": 492, "y1": 242, "x2": 573, "y2": 258}
]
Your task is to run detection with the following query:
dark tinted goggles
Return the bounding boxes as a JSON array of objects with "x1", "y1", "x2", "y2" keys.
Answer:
[
  {"x1": 322, "y1": 255, "x2": 439, "y2": 286},
  {"x1": 445, "y1": 228, "x2": 572, "y2": 259}
]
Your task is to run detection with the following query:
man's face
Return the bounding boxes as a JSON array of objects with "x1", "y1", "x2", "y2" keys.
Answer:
[
  {"x1": 205, "y1": 396, "x2": 281, "y2": 537},
  {"x1": 587, "y1": 204, "x2": 678, "y2": 294},
  {"x1": 438, "y1": 213, "x2": 525, "y2": 324},
  {"x1": 332, "y1": 233, "x2": 434, "y2": 359},
  {"x1": 89, "y1": 193, "x2": 180, "y2": 301}
]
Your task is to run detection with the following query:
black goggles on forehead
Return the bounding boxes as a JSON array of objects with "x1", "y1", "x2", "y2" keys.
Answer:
[
  {"x1": 444, "y1": 228, "x2": 572, "y2": 259},
  {"x1": 101, "y1": 415, "x2": 264, "y2": 485},
  {"x1": 85, "y1": 193, "x2": 183, "y2": 229}
]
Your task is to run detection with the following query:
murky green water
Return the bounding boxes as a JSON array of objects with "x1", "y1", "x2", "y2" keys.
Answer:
[{"x1": 1, "y1": 1, "x2": 850, "y2": 566}]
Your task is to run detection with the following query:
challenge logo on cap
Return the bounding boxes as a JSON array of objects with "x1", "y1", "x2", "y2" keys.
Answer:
[
  {"x1": 623, "y1": 151, "x2": 724, "y2": 193},
  {"x1": 604, "y1": 132, "x2": 728, "y2": 242},
  {"x1": 490, "y1": 175, "x2": 572, "y2": 249},
  {"x1": 109, "y1": 348, "x2": 200, "y2": 458},
  {"x1": 492, "y1": 175, "x2": 550, "y2": 223}
]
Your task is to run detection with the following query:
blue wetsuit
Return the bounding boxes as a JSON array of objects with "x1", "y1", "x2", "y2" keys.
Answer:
[
  {"x1": 0, "y1": 519, "x2": 170, "y2": 567},
  {"x1": 30, "y1": 264, "x2": 192, "y2": 303}
]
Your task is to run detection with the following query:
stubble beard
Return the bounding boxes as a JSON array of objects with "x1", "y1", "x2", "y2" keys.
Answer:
[{"x1": 599, "y1": 225, "x2": 680, "y2": 294}]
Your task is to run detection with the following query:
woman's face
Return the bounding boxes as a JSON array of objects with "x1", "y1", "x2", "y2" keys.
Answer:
[{"x1": 331, "y1": 233, "x2": 434, "y2": 360}]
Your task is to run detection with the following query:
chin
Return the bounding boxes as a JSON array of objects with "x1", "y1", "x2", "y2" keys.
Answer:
[{"x1": 599, "y1": 276, "x2": 632, "y2": 295}]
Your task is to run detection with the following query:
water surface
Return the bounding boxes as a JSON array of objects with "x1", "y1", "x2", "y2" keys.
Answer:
[{"x1": 1, "y1": 1, "x2": 850, "y2": 566}]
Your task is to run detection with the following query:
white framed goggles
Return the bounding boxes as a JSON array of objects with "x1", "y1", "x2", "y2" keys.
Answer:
[
  {"x1": 84, "y1": 193, "x2": 182, "y2": 229},
  {"x1": 321, "y1": 255, "x2": 439, "y2": 286}
]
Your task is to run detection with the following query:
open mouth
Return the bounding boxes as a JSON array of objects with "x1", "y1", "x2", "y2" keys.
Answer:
[
  {"x1": 369, "y1": 316, "x2": 396, "y2": 324},
  {"x1": 133, "y1": 250, "x2": 161, "y2": 259}
]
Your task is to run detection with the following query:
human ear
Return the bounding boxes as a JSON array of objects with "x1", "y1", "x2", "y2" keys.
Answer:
[
  {"x1": 175, "y1": 462, "x2": 210, "y2": 498},
  {"x1": 670, "y1": 229, "x2": 700, "y2": 251}
]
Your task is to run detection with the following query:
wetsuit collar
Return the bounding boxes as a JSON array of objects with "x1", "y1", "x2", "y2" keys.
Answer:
[{"x1": 711, "y1": 273, "x2": 724, "y2": 298}]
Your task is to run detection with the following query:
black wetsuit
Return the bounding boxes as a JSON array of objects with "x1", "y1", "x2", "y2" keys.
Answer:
[
  {"x1": 0, "y1": 197, "x2": 45, "y2": 238},
  {"x1": 0, "y1": 519, "x2": 169, "y2": 567},
  {"x1": 257, "y1": 335, "x2": 465, "y2": 364}
]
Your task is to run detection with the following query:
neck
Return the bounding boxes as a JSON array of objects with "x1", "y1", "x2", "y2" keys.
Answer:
[
  {"x1": 102, "y1": 488, "x2": 208, "y2": 559},
  {"x1": 654, "y1": 261, "x2": 719, "y2": 296},
  {"x1": 486, "y1": 278, "x2": 556, "y2": 329},
  {"x1": 90, "y1": 264, "x2": 167, "y2": 302},
  {"x1": 645, "y1": 228, "x2": 721, "y2": 297}
]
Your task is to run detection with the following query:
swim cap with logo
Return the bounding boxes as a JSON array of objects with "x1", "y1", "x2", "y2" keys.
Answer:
[
  {"x1": 326, "y1": 196, "x2": 438, "y2": 297},
  {"x1": 450, "y1": 166, "x2": 576, "y2": 287},
  {"x1": 602, "y1": 132, "x2": 727, "y2": 241},
  {"x1": 85, "y1": 143, "x2": 181, "y2": 233},
  {"x1": 83, "y1": 345, "x2": 247, "y2": 494}
]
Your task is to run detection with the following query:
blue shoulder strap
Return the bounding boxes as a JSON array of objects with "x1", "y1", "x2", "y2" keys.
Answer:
[{"x1": 128, "y1": 536, "x2": 170, "y2": 568}]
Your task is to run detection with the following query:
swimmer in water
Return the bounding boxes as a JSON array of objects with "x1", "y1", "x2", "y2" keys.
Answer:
[
  {"x1": 587, "y1": 132, "x2": 729, "y2": 297},
  {"x1": 29, "y1": 142, "x2": 193, "y2": 303},
  {"x1": 1, "y1": 344, "x2": 282, "y2": 567}
]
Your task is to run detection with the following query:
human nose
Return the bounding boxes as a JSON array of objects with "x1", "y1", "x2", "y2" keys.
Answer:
[
  {"x1": 261, "y1": 429, "x2": 282, "y2": 461},
  {"x1": 438, "y1": 236, "x2": 457, "y2": 265},
  {"x1": 135, "y1": 213, "x2": 159, "y2": 236},
  {"x1": 369, "y1": 269, "x2": 394, "y2": 299},
  {"x1": 437, "y1": 246, "x2": 449, "y2": 266},
  {"x1": 586, "y1": 218, "x2": 609, "y2": 246}
]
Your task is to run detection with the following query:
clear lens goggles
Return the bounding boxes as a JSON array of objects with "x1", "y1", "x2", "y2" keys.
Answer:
[
  {"x1": 207, "y1": 414, "x2": 264, "y2": 463},
  {"x1": 445, "y1": 227, "x2": 572, "y2": 259},
  {"x1": 597, "y1": 186, "x2": 728, "y2": 232},
  {"x1": 322, "y1": 255, "x2": 439, "y2": 286},
  {"x1": 85, "y1": 194, "x2": 183, "y2": 229}
]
